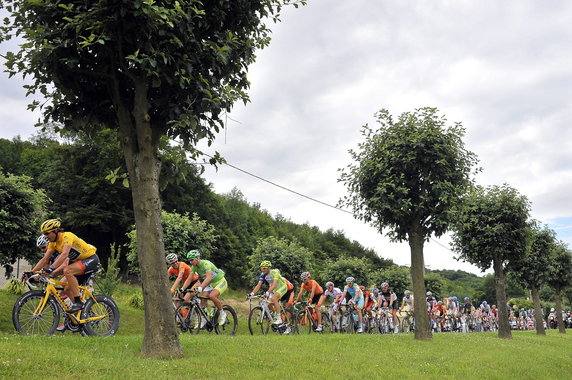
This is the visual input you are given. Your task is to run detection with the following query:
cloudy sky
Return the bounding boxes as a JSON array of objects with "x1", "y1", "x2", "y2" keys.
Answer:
[{"x1": 1, "y1": 1, "x2": 571, "y2": 275}]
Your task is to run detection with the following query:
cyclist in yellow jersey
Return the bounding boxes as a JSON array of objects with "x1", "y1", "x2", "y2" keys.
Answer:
[{"x1": 39, "y1": 219, "x2": 100, "y2": 313}]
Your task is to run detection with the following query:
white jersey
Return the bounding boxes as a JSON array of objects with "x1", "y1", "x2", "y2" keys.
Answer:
[
  {"x1": 402, "y1": 295, "x2": 414, "y2": 310},
  {"x1": 324, "y1": 287, "x2": 342, "y2": 300}
]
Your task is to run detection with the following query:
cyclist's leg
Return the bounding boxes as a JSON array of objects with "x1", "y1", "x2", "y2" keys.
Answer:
[{"x1": 316, "y1": 295, "x2": 326, "y2": 325}]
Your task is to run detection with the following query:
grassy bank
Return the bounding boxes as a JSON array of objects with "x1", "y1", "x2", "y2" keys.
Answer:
[{"x1": 1, "y1": 331, "x2": 571, "y2": 379}]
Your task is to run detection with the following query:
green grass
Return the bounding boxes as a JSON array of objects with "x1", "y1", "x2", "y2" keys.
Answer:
[
  {"x1": 2, "y1": 286, "x2": 571, "y2": 379},
  {"x1": 0, "y1": 332, "x2": 570, "y2": 379}
]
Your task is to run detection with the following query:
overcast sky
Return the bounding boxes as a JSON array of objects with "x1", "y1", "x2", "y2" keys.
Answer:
[{"x1": 1, "y1": 1, "x2": 571, "y2": 275}]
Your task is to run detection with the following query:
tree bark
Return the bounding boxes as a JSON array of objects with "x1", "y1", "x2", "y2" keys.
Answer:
[
  {"x1": 555, "y1": 289, "x2": 566, "y2": 334},
  {"x1": 408, "y1": 224, "x2": 432, "y2": 341},
  {"x1": 530, "y1": 286, "x2": 546, "y2": 335},
  {"x1": 493, "y1": 258, "x2": 511, "y2": 339},
  {"x1": 117, "y1": 79, "x2": 182, "y2": 358}
]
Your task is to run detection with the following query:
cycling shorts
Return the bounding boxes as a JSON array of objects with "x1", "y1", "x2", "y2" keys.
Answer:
[
  {"x1": 281, "y1": 287, "x2": 294, "y2": 304},
  {"x1": 271, "y1": 282, "x2": 288, "y2": 299},
  {"x1": 204, "y1": 277, "x2": 227, "y2": 296},
  {"x1": 74, "y1": 254, "x2": 100, "y2": 276}
]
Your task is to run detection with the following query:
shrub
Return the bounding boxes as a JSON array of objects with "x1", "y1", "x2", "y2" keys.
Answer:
[{"x1": 4, "y1": 278, "x2": 27, "y2": 295}]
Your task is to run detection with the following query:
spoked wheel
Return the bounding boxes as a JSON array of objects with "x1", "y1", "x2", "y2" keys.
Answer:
[
  {"x1": 215, "y1": 305, "x2": 238, "y2": 336},
  {"x1": 81, "y1": 295, "x2": 120, "y2": 336},
  {"x1": 248, "y1": 306, "x2": 270, "y2": 335},
  {"x1": 297, "y1": 310, "x2": 313, "y2": 334},
  {"x1": 320, "y1": 313, "x2": 331, "y2": 333},
  {"x1": 13, "y1": 290, "x2": 60, "y2": 335}
]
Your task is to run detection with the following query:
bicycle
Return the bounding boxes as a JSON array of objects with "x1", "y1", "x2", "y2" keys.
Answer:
[
  {"x1": 295, "y1": 301, "x2": 331, "y2": 334},
  {"x1": 247, "y1": 294, "x2": 292, "y2": 335},
  {"x1": 176, "y1": 291, "x2": 238, "y2": 335},
  {"x1": 12, "y1": 272, "x2": 120, "y2": 336},
  {"x1": 342, "y1": 303, "x2": 361, "y2": 334},
  {"x1": 398, "y1": 310, "x2": 415, "y2": 333},
  {"x1": 326, "y1": 304, "x2": 343, "y2": 333}
]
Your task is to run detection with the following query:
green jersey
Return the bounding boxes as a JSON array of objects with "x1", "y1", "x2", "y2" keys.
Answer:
[{"x1": 191, "y1": 259, "x2": 225, "y2": 283}]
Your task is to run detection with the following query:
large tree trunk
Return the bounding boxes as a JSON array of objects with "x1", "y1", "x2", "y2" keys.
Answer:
[
  {"x1": 530, "y1": 286, "x2": 546, "y2": 335},
  {"x1": 555, "y1": 288, "x2": 566, "y2": 334},
  {"x1": 117, "y1": 79, "x2": 182, "y2": 358},
  {"x1": 408, "y1": 224, "x2": 432, "y2": 341},
  {"x1": 493, "y1": 258, "x2": 511, "y2": 339}
]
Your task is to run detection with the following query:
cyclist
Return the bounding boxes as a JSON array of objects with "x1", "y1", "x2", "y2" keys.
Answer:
[
  {"x1": 365, "y1": 287, "x2": 379, "y2": 316},
  {"x1": 248, "y1": 260, "x2": 289, "y2": 327},
  {"x1": 181, "y1": 249, "x2": 228, "y2": 326},
  {"x1": 380, "y1": 282, "x2": 399, "y2": 333},
  {"x1": 38, "y1": 219, "x2": 99, "y2": 313},
  {"x1": 293, "y1": 272, "x2": 325, "y2": 331},
  {"x1": 340, "y1": 276, "x2": 364, "y2": 333},
  {"x1": 166, "y1": 253, "x2": 198, "y2": 306},
  {"x1": 399, "y1": 290, "x2": 415, "y2": 314}
]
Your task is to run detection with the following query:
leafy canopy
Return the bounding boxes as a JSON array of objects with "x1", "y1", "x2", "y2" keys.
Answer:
[
  {"x1": 452, "y1": 184, "x2": 531, "y2": 271},
  {"x1": 339, "y1": 107, "x2": 478, "y2": 241}
]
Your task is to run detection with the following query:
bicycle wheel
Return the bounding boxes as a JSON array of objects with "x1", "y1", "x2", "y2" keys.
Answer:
[
  {"x1": 248, "y1": 306, "x2": 270, "y2": 335},
  {"x1": 216, "y1": 305, "x2": 238, "y2": 336},
  {"x1": 188, "y1": 305, "x2": 202, "y2": 334},
  {"x1": 13, "y1": 290, "x2": 60, "y2": 335},
  {"x1": 345, "y1": 313, "x2": 356, "y2": 334},
  {"x1": 175, "y1": 303, "x2": 193, "y2": 333},
  {"x1": 81, "y1": 295, "x2": 120, "y2": 336},
  {"x1": 297, "y1": 310, "x2": 312, "y2": 334},
  {"x1": 320, "y1": 313, "x2": 331, "y2": 333}
]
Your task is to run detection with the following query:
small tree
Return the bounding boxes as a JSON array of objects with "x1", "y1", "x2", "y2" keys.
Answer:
[
  {"x1": 507, "y1": 223, "x2": 555, "y2": 335},
  {"x1": 127, "y1": 211, "x2": 217, "y2": 276},
  {"x1": 248, "y1": 236, "x2": 313, "y2": 287},
  {"x1": 0, "y1": 171, "x2": 48, "y2": 266},
  {"x1": 339, "y1": 107, "x2": 478, "y2": 340},
  {"x1": 320, "y1": 257, "x2": 372, "y2": 289},
  {"x1": 546, "y1": 242, "x2": 572, "y2": 334},
  {"x1": 373, "y1": 266, "x2": 411, "y2": 298},
  {"x1": 452, "y1": 184, "x2": 530, "y2": 339}
]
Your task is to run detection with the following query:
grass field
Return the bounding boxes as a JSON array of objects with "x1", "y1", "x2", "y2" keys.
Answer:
[{"x1": 2, "y1": 287, "x2": 571, "y2": 379}]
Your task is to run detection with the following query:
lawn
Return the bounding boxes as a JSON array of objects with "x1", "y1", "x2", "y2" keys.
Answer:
[{"x1": 1, "y1": 287, "x2": 571, "y2": 379}]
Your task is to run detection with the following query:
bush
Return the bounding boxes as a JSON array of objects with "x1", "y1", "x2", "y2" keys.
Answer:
[
  {"x1": 128, "y1": 292, "x2": 144, "y2": 310},
  {"x1": 96, "y1": 246, "x2": 121, "y2": 297},
  {"x1": 4, "y1": 278, "x2": 27, "y2": 295}
]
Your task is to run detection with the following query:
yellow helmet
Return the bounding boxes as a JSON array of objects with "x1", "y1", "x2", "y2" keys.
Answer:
[
  {"x1": 40, "y1": 219, "x2": 61, "y2": 233},
  {"x1": 260, "y1": 260, "x2": 272, "y2": 268}
]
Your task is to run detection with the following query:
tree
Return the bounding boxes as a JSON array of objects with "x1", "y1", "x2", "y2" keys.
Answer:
[
  {"x1": 248, "y1": 236, "x2": 314, "y2": 287},
  {"x1": 546, "y1": 242, "x2": 572, "y2": 333},
  {"x1": 320, "y1": 257, "x2": 372, "y2": 288},
  {"x1": 1, "y1": 0, "x2": 305, "y2": 358},
  {"x1": 373, "y1": 265, "x2": 411, "y2": 298},
  {"x1": 339, "y1": 107, "x2": 478, "y2": 340},
  {"x1": 508, "y1": 223, "x2": 556, "y2": 335},
  {"x1": 452, "y1": 184, "x2": 530, "y2": 339},
  {"x1": 126, "y1": 210, "x2": 218, "y2": 276},
  {"x1": 0, "y1": 172, "x2": 48, "y2": 265}
]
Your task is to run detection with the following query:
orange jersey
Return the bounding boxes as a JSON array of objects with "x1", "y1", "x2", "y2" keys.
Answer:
[
  {"x1": 301, "y1": 280, "x2": 323, "y2": 295},
  {"x1": 168, "y1": 262, "x2": 197, "y2": 282}
]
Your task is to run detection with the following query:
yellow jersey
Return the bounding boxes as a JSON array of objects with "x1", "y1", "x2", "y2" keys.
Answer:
[{"x1": 48, "y1": 231, "x2": 96, "y2": 261}]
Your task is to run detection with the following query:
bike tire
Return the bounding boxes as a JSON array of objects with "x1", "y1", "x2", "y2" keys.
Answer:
[
  {"x1": 248, "y1": 306, "x2": 270, "y2": 335},
  {"x1": 297, "y1": 310, "x2": 313, "y2": 334},
  {"x1": 81, "y1": 294, "x2": 120, "y2": 337},
  {"x1": 216, "y1": 305, "x2": 238, "y2": 336},
  {"x1": 175, "y1": 302, "x2": 193, "y2": 333},
  {"x1": 320, "y1": 313, "x2": 331, "y2": 334},
  {"x1": 13, "y1": 290, "x2": 60, "y2": 336}
]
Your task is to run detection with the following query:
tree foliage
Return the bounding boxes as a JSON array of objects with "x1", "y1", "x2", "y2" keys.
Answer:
[
  {"x1": 0, "y1": 171, "x2": 48, "y2": 265},
  {"x1": 372, "y1": 265, "x2": 411, "y2": 297},
  {"x1": 320, "y1": 257, "x2": 372, "y2": 288}
]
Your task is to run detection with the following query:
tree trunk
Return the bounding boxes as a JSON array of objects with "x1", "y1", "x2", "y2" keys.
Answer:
[
  {"x1": 530, "y1": 286, "x2": 546, "y2": 335},
  {"x1": 408, "y1": 224, "x2": 432, "y2": 341},
  {"x1": 117, "y1": 79, "x2": 182, "y2": 358},
  {"x1": 555, "y1": 288, "x2": 566, "y2": 334},
  {"x1": 493, "y1": 258, "x2": 511, "y2": 339}
]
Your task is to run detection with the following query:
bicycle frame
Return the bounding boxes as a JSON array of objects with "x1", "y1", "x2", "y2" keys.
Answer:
[{"x1": 29, "y1": 273, "x2": 105, "y2": 325}]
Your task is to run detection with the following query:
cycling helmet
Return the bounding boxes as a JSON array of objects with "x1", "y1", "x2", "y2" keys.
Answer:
[
  {"x1": 464, "y1": 297, "x2": 470, "y2": 302},
  {"x1": 300, "y1": 272, "x2": 311, "y2": 281},
  {"x1": 551, "y1": 308, "x2": 555, "y2": 312},
  {"x1": 36, "y1": 235, "x2": 50, "y2": 249},
  {"x1": 186, "y1": 249, "x2": 201, "y2": 261},
  {"x1": 372, "y1": 288, "x2": 379, "y2": 293},
  {"x1": 381, "y1": 282, "x2": 389, "y2": 288},
  {"x1": 404, "y1": 290, "x2": 411, "y2": 296},
  {"x1": 260, "y1": 260, "x2": 272, "y2": 268},
  {"x1": 325, "y1": 281, "x2": 334, "y2": 288},
  {"x1": 345, "y1": 276, "x2": 355, "y2": 283},
  {"x1": 165, "y1": 253, "x2": 178, "y2": 265},
  {"x1": 482, "y1": 301, "x2": 487, "y2": 306},
  {"x1": 426, "y1": 291, "x2": 432, "y2": 296},
  {"x1": 452, "y1": 296, "x2": 457, "y2": 301},
  {"x1": 40, "y1": 219, "x2": 61, "y2": 233}
]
